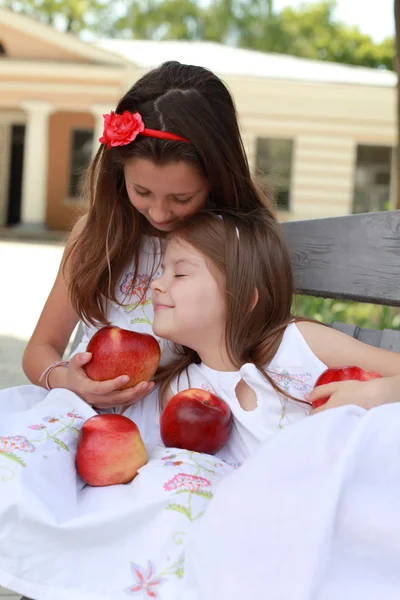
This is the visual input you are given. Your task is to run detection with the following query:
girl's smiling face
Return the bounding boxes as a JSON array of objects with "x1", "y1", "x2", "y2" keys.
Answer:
[
  {"x1": 124, "y1": 158, "x2": 210, "y2": 232},
  {"x1": 151, "y1": 238, "x2": 226, "y2": 360}
]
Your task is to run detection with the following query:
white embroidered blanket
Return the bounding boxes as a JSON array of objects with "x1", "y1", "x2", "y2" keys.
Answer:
[
  {"x1": 183, "y1": 403, "x2": 400, "y2": 600},
  {"x1": 0, "y1": 385, "x2": 232, "y2": 600},
  {"x1": 2, "y1": 386, "x2": 400, "y2": 600}
]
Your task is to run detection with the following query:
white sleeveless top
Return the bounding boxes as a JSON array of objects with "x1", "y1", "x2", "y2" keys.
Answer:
[
  {"x1": 125, "y1": 322, "x2": 327, "y2": 466},
  {"x1": 69, "y1": 234, "x2": 176, "y2": 367}
]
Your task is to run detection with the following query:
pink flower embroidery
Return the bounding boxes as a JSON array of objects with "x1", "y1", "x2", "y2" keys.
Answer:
[
  {"x1": 163, "y1": 473, "x2": 211, "y2": 493},
  {"x1": 42, "y1": 416, "x2": 59, "y2": 423},
  {"x1": 120, "y1": 273, "x2": 152, "y2": 307},
  {"x1": 28, "y1": 424, "x2": 47, "y2": 430},
  {"x1": 66, "y1": 411, "x2": 83, "y2": 419},
  {"x1": 162, "y1": 454, "x2": 177, "y2": 460},
  {"x1": 124, "y1": 560, "x2": 166, "y2": 597},
  {"x1": 0, "y1": 435, "x2": 35, "y2": 453}
]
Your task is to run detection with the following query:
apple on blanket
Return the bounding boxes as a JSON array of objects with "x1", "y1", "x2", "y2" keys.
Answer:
[{"x1": 76, "y1": 414, "x2": 148, "y2": 487}]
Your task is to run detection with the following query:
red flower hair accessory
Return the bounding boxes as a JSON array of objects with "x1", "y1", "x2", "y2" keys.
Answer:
[{"x1": 99, "y1": 110, "x2": 190, "y2": 149}]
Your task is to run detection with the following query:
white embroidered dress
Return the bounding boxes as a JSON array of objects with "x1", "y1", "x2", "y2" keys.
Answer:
[{"x1": 0, "y1": 234, "x2": 327, "y2": 600}]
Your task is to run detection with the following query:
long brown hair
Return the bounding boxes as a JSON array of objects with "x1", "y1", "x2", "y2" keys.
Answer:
[
  {"x1": 155, "y1": 209, "x2": 310, "y2": 405},
  {"x1": 65, "y1": 61, "x2": 276, "y2": 326}
]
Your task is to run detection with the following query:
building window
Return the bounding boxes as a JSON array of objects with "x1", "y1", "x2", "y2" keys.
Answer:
[
  {"x1": 255, "y1": 137, "x2": 293, "y2": 211},
  {"x1": 353, "y1": 144, "x2": 392, "y2": 213},
  {"x1": 68, "y1": 129, "x2": 94, "y2": 197}
]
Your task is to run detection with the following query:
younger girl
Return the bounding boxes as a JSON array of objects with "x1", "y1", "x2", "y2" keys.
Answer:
[{"x1": 1, "y1": 210, "x2": 400, "y2": 600}]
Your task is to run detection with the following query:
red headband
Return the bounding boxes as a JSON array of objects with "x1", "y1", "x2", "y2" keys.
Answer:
[{"x1": 99, "y1": 111, "x2": 190, "y2": 149}]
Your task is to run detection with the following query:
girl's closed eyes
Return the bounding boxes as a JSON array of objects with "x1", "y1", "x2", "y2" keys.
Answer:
[{"x1": 133, "y1": 186, "x2": 194, "y2": 205}]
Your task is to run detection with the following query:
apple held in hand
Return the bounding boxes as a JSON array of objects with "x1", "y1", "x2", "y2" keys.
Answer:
[
  {"x1": 84, "y1": 326, "x2": 160, "y2": 390},
  {"x1": 76, "y1": 414, "x2": 148, "y2": 486},
  {"x1": 160, "y1": 388, "x2": 233, "y2": 454},
  {"x1": 312, "y1": 366, "x2": 381, "y2": 409}
]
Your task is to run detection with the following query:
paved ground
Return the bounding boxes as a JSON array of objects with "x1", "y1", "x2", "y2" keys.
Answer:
[
  {"x1": 0, "y1": 238, "x2": 67, "y2": 597},
  {"x1": 0, "y1": 238, "x2": 66, "y2": 389}
]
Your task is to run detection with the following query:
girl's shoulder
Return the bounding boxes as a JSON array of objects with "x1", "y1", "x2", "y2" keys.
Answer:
[
  {"x1": 272, "y1": 321, "x2": 327, "y2": 372},
  {"x1": 237, "y1": 322, "x2": 327, "y2": 397}
]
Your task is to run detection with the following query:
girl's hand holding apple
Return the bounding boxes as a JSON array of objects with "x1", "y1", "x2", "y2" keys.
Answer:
[
  {"x1": 307, "y1": 366, "x2": 392, "y2": 414},
  {"x1": 48, "y1": 351, "x2": 155, "y2": 409}
]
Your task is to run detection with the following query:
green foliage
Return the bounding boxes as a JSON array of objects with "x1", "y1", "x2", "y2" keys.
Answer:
[
  {"x1": 0, "y1": 0, "x2": 115, "y2": 34},
  {"x1": 294, "y1": 295, "x2": 400, "y2": 330},
  {"x1": 1, "y1": 0, "x2": 395, "y2": 70},
  {"x1": 271, "y1": 2, "x2": 394, "y2": 70}
]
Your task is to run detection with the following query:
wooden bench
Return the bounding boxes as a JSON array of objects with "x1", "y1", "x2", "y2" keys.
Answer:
[{"x1": 282, "y1": 209, "x2": 400, "y2": 351}]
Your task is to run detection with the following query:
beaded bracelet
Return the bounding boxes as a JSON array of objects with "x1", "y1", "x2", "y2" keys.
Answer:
[{"x1": 39, "y1": 360, "x2": 70, "y2": 391}]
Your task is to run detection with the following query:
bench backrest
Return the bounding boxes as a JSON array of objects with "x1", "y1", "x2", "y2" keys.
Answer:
[
  {"x1": 281, "y1": 210, "x2": 400, "y2": 307},
  {"x1": 281, "y1": 210, "x2": 400, "y2": 349}
]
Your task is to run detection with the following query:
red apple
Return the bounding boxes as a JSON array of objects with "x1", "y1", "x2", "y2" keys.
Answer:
[
  {"x1": 76, "y1": 414, "x2": 148, "y2": 486},
  {"x1": 312, "y1": 366, "x2": 381, "y2": 409},
  {"x1": 84, "y1": 326, "x2": 160, "y2": 390},
  {"x1": 160, "y1": 388, "x2": 233, "y2": 454}
]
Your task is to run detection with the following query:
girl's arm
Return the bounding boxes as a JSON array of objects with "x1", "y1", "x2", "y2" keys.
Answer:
[
  {"x1": 297, "y1": 321, "x2": 400, "y2": 411},
  {"x1": 23, "y1": 216, "x2": 154, "y2": 409},
  {"x1": 297, "y1": 321, "x2": 400, "y2": 375}
]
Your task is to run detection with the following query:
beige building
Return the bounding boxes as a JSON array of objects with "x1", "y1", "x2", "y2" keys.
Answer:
[{"x1": 0, "y1": 6, "x2": 397, "y2": 231}]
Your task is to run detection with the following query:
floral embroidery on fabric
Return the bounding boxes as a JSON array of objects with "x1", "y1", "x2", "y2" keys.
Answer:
[
  {"x1": 66, "y1": 411, "x2": 84, "y2": 419},
  {"x1": 269, "y1": 369, "x2": 312, "y2": 393},
  {"x1": 124, "y1": 558, "x2": 184, "y2": 597},
  {"x1": 124, "y1": 450, "x2": 230, "y2": 596},
  {"x1": 161, "y1": 450, "x2": 228, "y2": 522},
  {"x1": 0, "y1": 435, "x2": 35, "y2": 469},
  {"x1": 164, "y1": 461, "x2": 183, "y2": 467},
  {"x1": 163, "y1": 473, "x2": 212, "y2": 494},
  {"x1": 200, "y1": 382, "x2": 217, "y2": 394},
  {"x1": 121, "y1": 273, "x2": 152, "y2": 312},
  {"x1": 1, "y1": 435, "x2": 35, "y2": 454},
  {"x1": 161, "y1": 450, "x2": 225, "y2": 475},
  {"x1": 268, "y1": 370, "x2": 312, "y2": 428},
  {"x1": 0, "y1": 411, "x2": 84, "y2": 471},
  {"x1": 124, "y1": 560, "x2": 167, "y2": 597},
  {"x1": 120, "y1": 270, "x2": 166, "y2": 354}
]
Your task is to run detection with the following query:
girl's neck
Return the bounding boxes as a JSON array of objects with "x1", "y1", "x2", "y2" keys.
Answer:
[
  {"x1": 197, "y1": 347, "x2": 238, "y2": 373},
  {"x1": 141, "y1": 219, "x2": 169, "y2": 239}
]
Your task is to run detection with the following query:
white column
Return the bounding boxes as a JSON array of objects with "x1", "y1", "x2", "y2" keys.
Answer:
[
  {"x1": 0, "y1": 122, "x2": 11, "y2": 227},
  {"x1": 20, "y1": 101, "x2": 54, "y2": 227},
  {"x1": 241, "y1": 128, "x2": 257, "y2": 173},
  {"x1": 90, "y1": 104, "x2": 112, "y2": 158}
]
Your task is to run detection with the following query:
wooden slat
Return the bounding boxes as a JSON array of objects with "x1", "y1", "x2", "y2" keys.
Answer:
[
  {"x1": 330, "y1": 322, "x2": 400, "y2": 349},
  {"x1": 282, "y1": 210, "x2": 400, "y2": 306}
]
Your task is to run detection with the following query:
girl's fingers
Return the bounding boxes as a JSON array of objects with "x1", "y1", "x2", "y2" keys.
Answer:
[
  {"x1": 113, "y1": 381, "x2": 156, "y2": 403},
  {"x1": 305, "y1": 382, "x2": 337, "y2": 401},
  {"x1": 69, "y1": 352, "x2": 92, "y2": 369},
  {"x1": 86, "y1": 380, "x2": 156, "y2": 406},
  {"x1": 86, "y1": 375, "x2": 131, "y2": 395}
]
